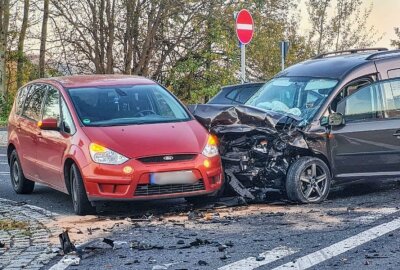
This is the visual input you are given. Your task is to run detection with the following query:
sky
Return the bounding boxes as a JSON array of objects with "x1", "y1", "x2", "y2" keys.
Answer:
[
  {"x1": 365, "y1": 0, "x2": 400, "y2": 48},
  {"x1": 299, "y1": 0, "x2": 399, "y2": 49}
]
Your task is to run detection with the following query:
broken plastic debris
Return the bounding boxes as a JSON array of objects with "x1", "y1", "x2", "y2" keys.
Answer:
[
  {"x1": 59, "y1": 231, "x2": 76, "y2": 254},
  {"x1": 62, "y1": 254, "x2": 81, "y2": 266},
  {"x1": 130, "y1": 240, "x2": 164, "y2": 250},
  {"x1": 102, "y1": 238, "x2": 114, "y2": 248}
]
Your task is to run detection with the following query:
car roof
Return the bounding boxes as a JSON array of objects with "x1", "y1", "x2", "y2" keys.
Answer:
[
  {"x1": 222, "y1": 82, "x2": 265, "y2": 90},
  {"x1": 33, "y1": 75, "x2": 156, "y2": 88},
  {"x1": 277, "y1": 51, "x2": 400, "y2": 80}
]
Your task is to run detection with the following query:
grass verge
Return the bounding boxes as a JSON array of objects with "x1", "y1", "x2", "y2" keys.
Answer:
[
  {"x1": 0, "y1": 117, "x2": 7, "y2": 128},
  {"x1": 0, "y1": 219, "x2": 29, "y2": 231}
]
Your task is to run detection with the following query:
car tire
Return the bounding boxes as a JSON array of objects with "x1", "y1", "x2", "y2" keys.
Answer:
[
  {"x1": 285, "y1": 156, "x2": 331, "y2": 203},
  {"x1": 9, "y1": 150, "x2": 35, "y2": 194},
  {"x1": 70, "y1": 163, "x2": 95, "y2": 215}
]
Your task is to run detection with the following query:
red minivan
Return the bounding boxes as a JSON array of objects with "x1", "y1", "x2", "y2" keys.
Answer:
[{"x1": 7, "y1": 75, "x2": 223, "y2": 215}]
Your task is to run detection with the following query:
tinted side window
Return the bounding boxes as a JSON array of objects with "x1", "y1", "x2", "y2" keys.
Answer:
[
  {"x1": 379, "y1": 79, "x2": 400, "y2": 119},
  {"x1": 331, "y1": 78, "x2": 372, "y2": 112},
  {"x1": 225, "y1": 88, "x2": 239, "y2": 101},
  {"x1": 15, "y1": 86, "x2": 30, "y2": 115},
  {"x1": 61, "y1": 98, "x2": 76, "y2": 134},
  {"x1": 42, "y1": 86, "x2": 60, "y2": 121},
  {"x1": 235, "y1": 86, "x2": 261, "y2": 104},
  {"x1": 22, "y1": 85, "x2": 46, "y2": 121},
  {"x1": 338, "y1": 84, "x2": 382, "y2": 122}
]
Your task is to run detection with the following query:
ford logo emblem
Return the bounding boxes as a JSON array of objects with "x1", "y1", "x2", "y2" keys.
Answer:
[{"x1": 163, "y1": 156, "x2": 174, "y2": 161}]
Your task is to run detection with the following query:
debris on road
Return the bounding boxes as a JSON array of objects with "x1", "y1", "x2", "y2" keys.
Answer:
[
  {"x1": 198, "y1": 260, "x2": 208, "y2": 266},
  {"x1": 59, "y1": 231, "x2": 76, "y2": 255},
  {"x1": 62, "y1": 254, "x2": 81, "y2": 266},
  {"x1": 130, "y1": 240, "x2": 164, "y2": 250},
  {"x1": 102, "y1": 238, "x2": 115, "y2": 248}
]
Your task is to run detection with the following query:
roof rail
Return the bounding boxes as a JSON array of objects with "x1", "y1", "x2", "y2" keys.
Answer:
[
  {"x1": 366, "y1": 49, "x2": 400, "y2": 60},
  {"x1": 313, "y1": 48, "x2": 388, "y2": 59}
]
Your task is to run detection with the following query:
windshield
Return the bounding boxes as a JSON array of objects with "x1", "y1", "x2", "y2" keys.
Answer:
[
  {"x1": 246, "y1": 77, "x2": 338, "y2": 121},
  {"x1": 68, "y1": 84, "x2": 191, "y2": 126}
]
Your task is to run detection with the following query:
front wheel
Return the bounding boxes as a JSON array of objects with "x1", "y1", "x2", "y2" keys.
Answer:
[
  {"x1": 70, "y1": 164, "x2": 95, "y2": 215},
  {"x1": 285, "y1": 157, "x2": 331, "y2": 203},
  {"x1": 9, "y1": 150, "x2": 35, "y2": 194}
]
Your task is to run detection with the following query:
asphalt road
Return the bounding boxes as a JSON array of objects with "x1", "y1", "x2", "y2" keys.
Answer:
[
  {"x1": 2, "y1": 145, "x2": 400, "y2": 269},
  {"x1": 54, "y1": 181, "x2": 400, "y2": 270}
]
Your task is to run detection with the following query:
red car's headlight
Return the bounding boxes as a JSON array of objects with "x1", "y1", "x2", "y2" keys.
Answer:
[
  {"x1": 89, "y1": 143, "x2": 128, "y2": 165},
  {"x1": 202, "y1": 135, "x2": 219, "y2": 158}
]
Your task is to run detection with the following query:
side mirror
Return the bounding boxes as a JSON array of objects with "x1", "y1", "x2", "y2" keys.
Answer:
[
  {"x1": 328, "y1": 113, "x2": 344, "y2": 126},
  {"x1": 38, "y1": 118, "x2": 59, "y2": 130}
]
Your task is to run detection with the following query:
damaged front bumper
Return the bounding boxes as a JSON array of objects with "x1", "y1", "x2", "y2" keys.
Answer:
[{"x1": 189, "y1": 104, "x2": 310, "y2": 201}]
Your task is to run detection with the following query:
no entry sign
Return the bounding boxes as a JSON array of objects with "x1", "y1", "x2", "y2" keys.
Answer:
[{"x1": 236, "y1": 9, "x2": 254, "y2": 45}]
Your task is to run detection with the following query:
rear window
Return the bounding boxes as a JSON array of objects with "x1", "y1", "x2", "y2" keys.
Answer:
[{"x1": 68, "y1": 84, "x2": 191, "y2": 126}]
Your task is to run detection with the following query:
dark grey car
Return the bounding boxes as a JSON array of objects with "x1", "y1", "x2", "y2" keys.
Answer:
[
  {"x1": 207, "y1": 82, "x2": 264, "y2": 105},
  {"x1": 190, "y1": 48, "x2": 400, "y2": 203}
]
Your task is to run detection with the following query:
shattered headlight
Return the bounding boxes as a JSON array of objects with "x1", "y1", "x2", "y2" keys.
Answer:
[
  {"x1": 202, "y1": 135, "x2": 219, "y2": 158},
  {"x1": 89, "y1": 143, "x2": 129, "y2": 165}
]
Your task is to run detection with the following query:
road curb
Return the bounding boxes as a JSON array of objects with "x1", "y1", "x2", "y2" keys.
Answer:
[{"x1": 0, "y1": 198, "x2": 61, "y2": 269}]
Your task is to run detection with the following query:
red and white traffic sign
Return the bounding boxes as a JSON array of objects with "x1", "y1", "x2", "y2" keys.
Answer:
[{"x1": 236, "y1": 9, "x2": 254, "y2": 45}]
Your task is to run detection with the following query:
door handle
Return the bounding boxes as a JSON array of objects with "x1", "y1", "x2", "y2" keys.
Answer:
[{"x1": 393, "y1": 130, "x2": 400, "y2": 137}]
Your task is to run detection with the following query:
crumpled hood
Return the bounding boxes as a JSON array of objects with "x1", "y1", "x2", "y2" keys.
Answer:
[
  {"x1": 188, "y1": 104, "x2": 306, "y2": 147},
  {"x1": 82, "y1": 120, "x2": 208, "y2": 158}
]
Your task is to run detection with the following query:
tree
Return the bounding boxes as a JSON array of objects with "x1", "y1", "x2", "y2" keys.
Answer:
[
  {"x1": 391, "y1": 28, "x2": 400, "y2": 49},
  {"x1": 16, "y1": 0, "x2": 29, "y2": 88},
  {"x1": 306, "y1": 0, "x2": 380, "y2": 55},
  {"x1": 0, "y1": 0, "x2": 10, "y2": 103},
  {"x1": 39, "y1": 0, "x2": 49, "y2": 78},
  {"x1": 306, "y1": 0, "x2": 332, "y2": 55}
]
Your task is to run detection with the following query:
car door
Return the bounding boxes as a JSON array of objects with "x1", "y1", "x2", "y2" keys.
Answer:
[
  {"x1": 329, "y1": 78, "x2": 400, "y2": 179},
  {"x1": 35, "y1": 84, "x2": 69, "y2": 189},
  {"x1": 19, "y1": 84, "x2": 46, "y2": 181}
]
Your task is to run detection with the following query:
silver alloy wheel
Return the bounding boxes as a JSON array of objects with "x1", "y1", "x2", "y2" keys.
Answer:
[
  {"x1": 299, "y1": 163, "x2": 328, "y2": 202},
  {"x1": 12, "y1": 160, "x2": 20, "y2": 187}
]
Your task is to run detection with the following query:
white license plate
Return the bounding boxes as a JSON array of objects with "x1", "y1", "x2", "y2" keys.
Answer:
[{"x1": 150, "y1": 171, "x2": 198, "y2": 185}]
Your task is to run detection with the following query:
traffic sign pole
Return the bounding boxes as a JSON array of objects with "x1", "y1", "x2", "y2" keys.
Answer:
[
  {"x1": 241, "y1": 43, "x2": 245, "y2": 84},
  {"x1": 281, "y1": 41, "x2": 285, "y2": 71}
]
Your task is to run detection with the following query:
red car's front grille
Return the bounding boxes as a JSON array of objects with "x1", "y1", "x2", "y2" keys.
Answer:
[
  {"x1": 137, "y1": 154, "x2": 196, "y2": 164},
  {"x1": 134, "y1": 180, "x2": 205, "y2": 196}
]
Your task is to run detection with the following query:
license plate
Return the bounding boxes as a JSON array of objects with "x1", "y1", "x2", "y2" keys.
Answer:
[{"x1": 150, "y1": 171, "x2": 198, "y2": 185}]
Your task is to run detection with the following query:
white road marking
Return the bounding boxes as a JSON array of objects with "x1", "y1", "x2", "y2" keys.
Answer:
[
  {"x1": 0, "y1": 154, "x2": 6, "y2": 157},
  {"x1": 0, "y1": 171, "x2": 9, "y2": 175},
  {"x1": 218, "y1": 246, "x2": 298, "y2": 270},
  {"x1": 236, "y1": 23, "x2": 253, "y2": 30},
  {"x1": 0, "y1": 162, "x2": 8, "y2": 165},
  {"x1": 272, "y1": 216, "x2": 400, "y2": 270}
]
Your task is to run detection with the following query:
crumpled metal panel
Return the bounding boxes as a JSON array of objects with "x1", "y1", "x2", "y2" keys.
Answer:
[{"x1": 189, "y1": 104, "x2": 310, "y2": 201}]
